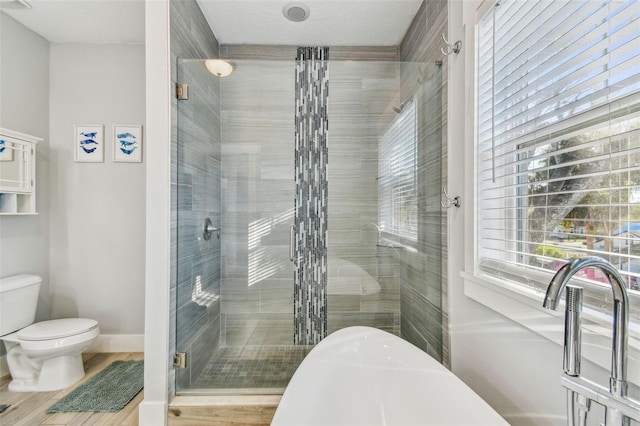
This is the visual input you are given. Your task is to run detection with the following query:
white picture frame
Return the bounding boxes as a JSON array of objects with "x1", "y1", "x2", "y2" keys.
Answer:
[
  {"x1": 74, "y1": 125, "x2": 104, "y2": 162},
  {"x1": 113, "y1": 125, "x2": 143, "y2": 163}
]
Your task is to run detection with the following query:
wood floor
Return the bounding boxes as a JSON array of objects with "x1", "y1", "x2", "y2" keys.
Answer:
[
  {"x1": 168, "y1": 395, "x2": 279, "y2": 426},
  {"x1": 0, "y1": 352, "x2": 143, "y2": 426}
]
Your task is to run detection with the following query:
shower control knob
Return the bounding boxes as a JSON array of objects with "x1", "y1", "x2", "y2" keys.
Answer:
[{"x1": 203, "y1": 218, "x2": 220, "y2": 240}]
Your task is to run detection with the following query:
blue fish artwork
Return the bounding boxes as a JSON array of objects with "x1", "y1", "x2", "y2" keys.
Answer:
[
  {"x1": 81, "y1": 145, "x2": 97, "y2": 154},
  {"x1": 117, "y1": 132, "x2": 137, "y2": 139},
  {"x1": 80, "y1": 131, "x2": 98, "y2": 138},
  {"x1": 80, "y1": 139, "x2": 98, "y2": 145},
  {"x1": 0, "y1": 140, "x2": 5, "y2": 153},
  {"x1": 119, "y1": 139, "x2": 136, "y2": 147},
  {"x1": 120, "y1": 146, "x2": 138, "y2": 155}
]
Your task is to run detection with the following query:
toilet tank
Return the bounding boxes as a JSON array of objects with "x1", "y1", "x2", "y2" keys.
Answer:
[{"x1": 0, "y1": 275, "x2": 42, "y2": 336}]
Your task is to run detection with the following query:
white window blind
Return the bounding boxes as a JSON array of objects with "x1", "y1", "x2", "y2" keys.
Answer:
[
  {"x1": 477, "y1": 0, "x2": 640, "y2": 294},
  {"x1": 379, "y1": 99, "x2": 418, "y2": 240}
]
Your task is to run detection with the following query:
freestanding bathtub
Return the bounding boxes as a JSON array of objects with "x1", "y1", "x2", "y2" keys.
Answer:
[{"x1": 271, "y1": 326, "x2": 508, "y2": 426}]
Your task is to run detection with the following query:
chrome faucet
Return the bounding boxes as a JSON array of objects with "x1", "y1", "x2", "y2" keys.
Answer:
[{"x1": 543, "y1": 256, "x2": 635, "y2": 426}]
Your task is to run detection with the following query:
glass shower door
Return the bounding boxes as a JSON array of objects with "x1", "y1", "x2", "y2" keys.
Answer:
[
  {"x1": 175, "y1": 58, "x2": 223, "y2": 392},
  {"x1": 175, "y1": 58, "x2": 444, "y2": 394},
  {"x1": 217, "y1": 60, "x2": 301, "y2": 390},
  {"x1": 176, "y1": 58, "x2": 301, "y2": 393}
]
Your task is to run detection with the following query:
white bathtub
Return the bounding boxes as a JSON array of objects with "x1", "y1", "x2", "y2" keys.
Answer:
[{"x1": 272, "y1": 326, "x2": 508, "y2": 426}]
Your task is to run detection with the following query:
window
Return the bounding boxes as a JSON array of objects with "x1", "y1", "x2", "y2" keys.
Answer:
[
  {"x1": 379, "y1": 98, "x2": 418, "y2": 241},
  {"x1": 476, "y1": 0, "x2": 640, "y2": 301}
]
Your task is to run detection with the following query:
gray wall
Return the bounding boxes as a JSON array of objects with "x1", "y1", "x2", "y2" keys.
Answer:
[
  {"x1": 170, "y1": 0, "x2": 221, "y2": 393},
  {"x1": 0, "y1": 12, "x2": 50, "y2": 322},
  {"x1": 48, "y1": 43, "x2": 146, "y2": 336},
  {"x1": 399, "y1": 0, "x2": 449, "y2": 366}
]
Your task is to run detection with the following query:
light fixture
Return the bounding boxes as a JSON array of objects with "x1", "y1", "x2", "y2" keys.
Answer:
[
  {"x1": 283, "y1": 2, "x2": 310, "y2": 22},
  {"x1": 205, "y1": 59, "x2": 233, "y2": 77}
]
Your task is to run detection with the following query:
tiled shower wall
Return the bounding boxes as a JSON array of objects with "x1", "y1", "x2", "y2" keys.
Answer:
[
  {"x1": 216, "y1": 1, "x2": 448, "y2": 363},
  {"x1": 293, "y1": 47, "x2": 329, "y2": 345},
  {"x1": 170, "y1": 0, "x2": 222, "y2": 395},
  {"x1": 219, "y1": 45, "x2": 403, "y2": 346}
]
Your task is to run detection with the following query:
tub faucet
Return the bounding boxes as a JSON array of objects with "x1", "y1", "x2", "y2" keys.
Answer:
[{"x1": 543, "y1": 256, "x2": 633, "y2": 426}]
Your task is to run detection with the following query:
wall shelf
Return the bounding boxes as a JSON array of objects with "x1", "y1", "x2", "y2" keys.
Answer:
[{"x1": 0, "y1": 128, "x2": 42, "y2": 215}]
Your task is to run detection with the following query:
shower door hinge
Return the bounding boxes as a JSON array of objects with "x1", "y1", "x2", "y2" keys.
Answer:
[
  {"x1": 173, "y1": 352, "x2": 187, "y2": 369},
  {"x1": 176, "y1": 83, "x2": 188, "y2": 100}
]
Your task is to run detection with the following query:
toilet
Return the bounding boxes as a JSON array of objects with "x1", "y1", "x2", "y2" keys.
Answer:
[{"x1": 0, "y1": 274, "x2": 99, "y2": 392}]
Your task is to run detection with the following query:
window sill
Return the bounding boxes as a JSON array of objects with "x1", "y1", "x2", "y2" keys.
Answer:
[{"x1": 461, "y1": 271, "x2": 639, "y2": 383}]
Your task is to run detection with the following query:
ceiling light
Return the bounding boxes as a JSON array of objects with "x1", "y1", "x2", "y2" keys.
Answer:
[
  {"x1": 283, "y1": 2, "x2": 310, "y2": 22},
  {"x1": 205, "y1": 59, "x2": 233, "y2": 77}
]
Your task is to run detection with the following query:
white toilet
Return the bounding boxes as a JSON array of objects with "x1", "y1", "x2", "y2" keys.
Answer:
[{"x1": 0, "y1": 274, "x2": 99, "y2": 392}]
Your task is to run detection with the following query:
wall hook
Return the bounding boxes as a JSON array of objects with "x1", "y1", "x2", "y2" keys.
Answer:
[
  {"x1": 440, "y1": 33, "x2": 462, "y2": 56},
  {"x1": 441, "y1": 187, "x2": 461, "y2": 209}
]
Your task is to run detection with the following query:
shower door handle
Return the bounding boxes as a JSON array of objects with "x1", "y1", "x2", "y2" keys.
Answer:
[{"x1": 289, "y1": 225, "x2": 295, "y2": 262}]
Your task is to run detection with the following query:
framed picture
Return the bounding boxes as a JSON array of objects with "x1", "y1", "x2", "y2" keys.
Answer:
[
  {"x1": 0, "y1": 138, "x2": 13, "y2": 162},
  {"x1": 74, "y1": 125, "x2": 104, "y2": 162},
  {"x1": 113, "y1": 125, "x2": 143, "y2": 163}
]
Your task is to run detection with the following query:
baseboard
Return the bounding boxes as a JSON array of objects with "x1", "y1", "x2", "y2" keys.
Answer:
[
  {"x1": 88, "y1": 334, "x2": 145, "y2": 353},
  {"x1": 139, "y1": 400, "x2": 168, "y2": 426},
  {"x1": 1, "y1": 334, "x2": 144, "y2": 380}
]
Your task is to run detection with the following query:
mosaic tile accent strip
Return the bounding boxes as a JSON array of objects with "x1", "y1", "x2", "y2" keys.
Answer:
[
  {"x1": 294, "y1": 46, "x2": 329, "y2": 345},
  {"x1": 193, "y1": 345, "x2": 312, "y2": 389}
]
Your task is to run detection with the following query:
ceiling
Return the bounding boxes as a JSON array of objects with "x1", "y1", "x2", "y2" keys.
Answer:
[
  {"x1": 1, "y1": 0, "x2": 422, "y2": 46},
  {"x1": 198, "y1": 1, "x2": 423, "y2": 46},
  {"x1": 0, "y1": 0, "x2": 145, "y2": 44}
]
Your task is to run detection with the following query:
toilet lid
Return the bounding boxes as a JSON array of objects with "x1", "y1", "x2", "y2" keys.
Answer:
[{"x1": 17, "y1": 318, "x2": 98, "y2": 341}]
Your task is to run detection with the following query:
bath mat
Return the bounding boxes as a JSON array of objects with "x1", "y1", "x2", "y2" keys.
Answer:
[{"x1": 47, "y1": 360, "x2": 143, "y2": 413}]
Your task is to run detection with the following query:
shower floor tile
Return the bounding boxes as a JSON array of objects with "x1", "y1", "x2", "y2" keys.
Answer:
[{"x1": 193, "y1": 345, "x2": 313, "y2": 389}]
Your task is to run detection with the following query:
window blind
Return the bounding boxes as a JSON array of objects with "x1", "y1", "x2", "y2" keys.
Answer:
[
  {"x1": 379, "y1": 98, "x2": 418, "y2": 240},
  {"x1": 477, "y1": 0, "x2": 640, "y2": 293}
]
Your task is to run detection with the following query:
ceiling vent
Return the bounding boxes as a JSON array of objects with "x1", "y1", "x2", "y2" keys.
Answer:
[{"x1": 283, "y1": 2, "x2": 310, "y2": 22}]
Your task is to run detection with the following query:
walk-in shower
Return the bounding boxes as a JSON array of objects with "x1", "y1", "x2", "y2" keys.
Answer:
[{"x1": 174, "y1": 54, "x2": 443, "y2": 394}]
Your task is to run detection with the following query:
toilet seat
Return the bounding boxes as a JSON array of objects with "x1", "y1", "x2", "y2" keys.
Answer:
[
  {"x1": 4, "y1": 318, "x2": 100, "y2": 353},
  {"x1": 18, "y1": 318, "x2": 98, "y2": 341}
]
